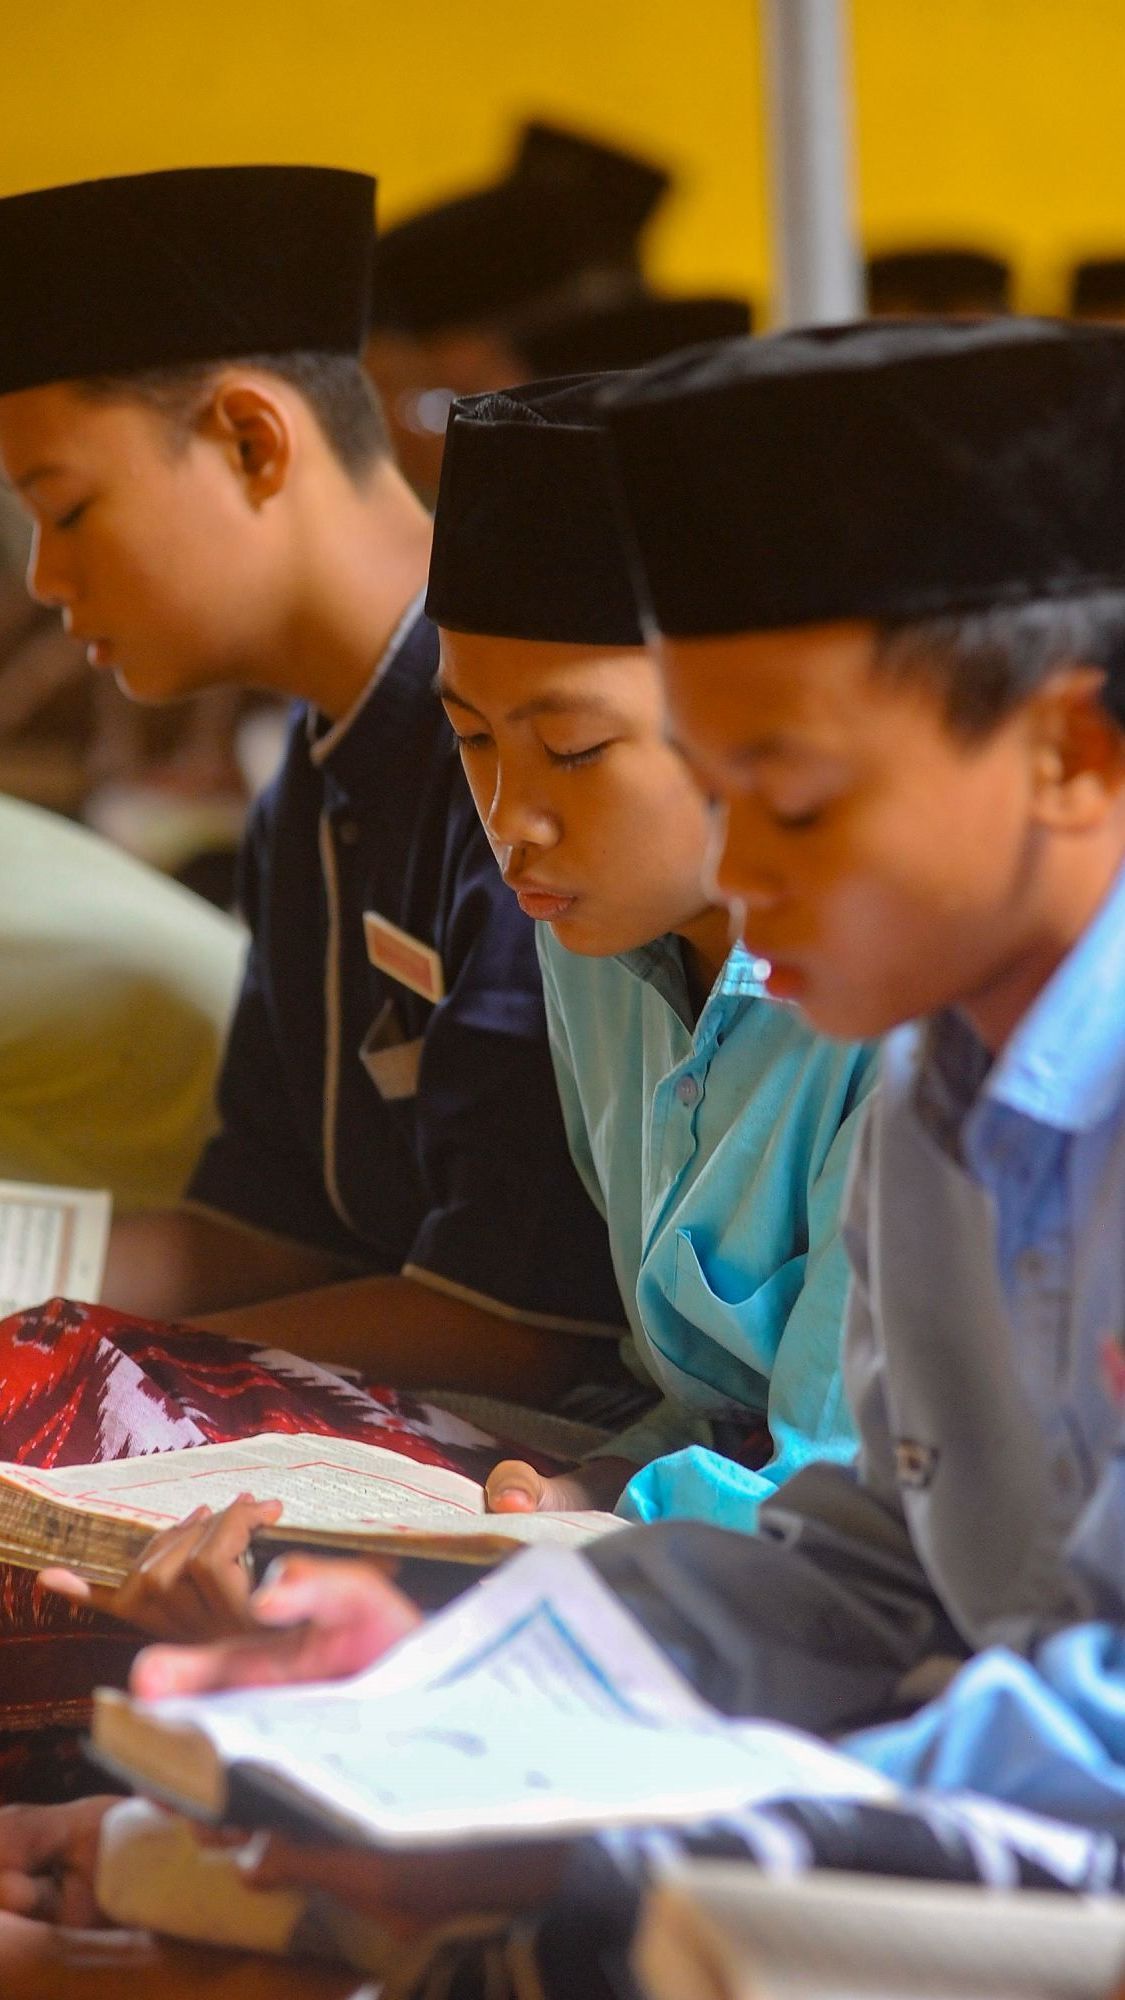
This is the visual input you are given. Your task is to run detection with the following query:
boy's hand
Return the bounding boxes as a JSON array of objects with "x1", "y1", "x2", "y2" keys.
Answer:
[
  {"x1": 39, "y1": 1495, "x2": 284, "y2": 1642},
  {"x1": 485, "y1": 1456, "x2": 634, "y2": 1515},
  {"x1": 131, "y1": 1554, "x2": 422, "y2": 1699},
  {"x1": 0, "y1": 1798, "x2": 118, "y2": 1927}
]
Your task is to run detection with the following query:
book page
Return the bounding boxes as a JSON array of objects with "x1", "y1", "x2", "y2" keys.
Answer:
[
  {"x1": 0, "y1": 1178, "x2": 110, "y2": 1317},
  {"x1": 0, "y1": 1433, "x2": 623, "y2": 1580},
  {"x1": 96, "y1": 1546, "x2": 888, "y2": 1849}
]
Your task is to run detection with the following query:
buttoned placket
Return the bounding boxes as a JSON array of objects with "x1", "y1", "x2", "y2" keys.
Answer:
[
  {"x1": 967, "y1": 1101, "x2": 1082, "y2": 1521},
  {"x1": 640, "y1": 971, "x2": 736, "y2": 1264}
]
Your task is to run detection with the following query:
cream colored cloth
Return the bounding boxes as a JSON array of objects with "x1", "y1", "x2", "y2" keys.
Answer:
[
  {"x1": 97, "y1": 1799, "x2": 306, "y2": 1954},
  {"x1": 96, "y1": 1798, "x2": 393, "y2": 1972},
  {"x1": 0, "y1": 794, "x2": 244, "y2": 1208}
]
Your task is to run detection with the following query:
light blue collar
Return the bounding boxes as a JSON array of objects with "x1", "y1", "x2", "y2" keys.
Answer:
[{"x1": 984, "y1": 858, "x2": 1125, "y2": 1133}]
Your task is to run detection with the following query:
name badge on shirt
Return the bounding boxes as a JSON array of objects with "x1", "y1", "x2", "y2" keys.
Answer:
[{"x1": 363, "y1": 912, "x2": 445, "y2": 1004}]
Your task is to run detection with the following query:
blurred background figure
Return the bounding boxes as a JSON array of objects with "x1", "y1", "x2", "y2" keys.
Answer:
[
  {"x1": 1069, "y1": 256, "x2": 1125, "y2": 321},
  {"x1": 865, "y1": 245, "x2": 1013, "y2": 317},
  {"x1": 366, "y1": 117, "x2": 676, "y2": 502}
]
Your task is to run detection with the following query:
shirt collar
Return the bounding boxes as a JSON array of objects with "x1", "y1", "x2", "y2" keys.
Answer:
[
  {"x1": 917, "y1": 856, "x2": 1125, "y2": 1144},
  {"x1": 616, "y1": 936, "x2": 767, "y2": 1034},
  {"x1": 308, "y1": 589, "x2": 428, "y2": 771},
  {"x1": 984, "y1": 856, "x2": 1125, "y2": 1132}
]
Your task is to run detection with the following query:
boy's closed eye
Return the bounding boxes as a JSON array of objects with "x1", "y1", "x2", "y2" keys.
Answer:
[
  {"x1": 542, "y1": 738, "x2": 614, "y2": 769},
  {"x1": 450, "y1": 726, "x2": 615, "y2": 770}
]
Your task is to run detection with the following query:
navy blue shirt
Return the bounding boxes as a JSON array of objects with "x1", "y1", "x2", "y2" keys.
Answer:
[{"x1": 188, "y1": 601, "x2": 624, "y2": 1331}]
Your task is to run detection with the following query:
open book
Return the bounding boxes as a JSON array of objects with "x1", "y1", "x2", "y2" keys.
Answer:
[
  {"x1": 0, "y1": 1177, "x2": 110, "y2": 1318},
  {"x1": 0, "y1": 1433, "x2": 624, "y2": 1585},
  {"x1": 634, "y1": 1860, "x2": 1125, "y2": 2000},
  {"x1": 93, "y1": 1545, "x2": 889, "y2": 1850}
]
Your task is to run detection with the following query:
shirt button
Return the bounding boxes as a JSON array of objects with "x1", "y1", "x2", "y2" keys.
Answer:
[
  {"x1": 336, "y1": 818, "x2": 361, "y2": 846},
  {"x1": 676, "y1": 1075, "x2": 701, "y2": 1108}
]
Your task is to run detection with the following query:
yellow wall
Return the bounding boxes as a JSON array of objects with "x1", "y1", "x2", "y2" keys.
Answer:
[{"x1": 5, "y1": 1, "x2": 1125, "y2": 317}]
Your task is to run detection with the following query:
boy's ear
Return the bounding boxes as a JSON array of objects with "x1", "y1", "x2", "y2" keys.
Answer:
[
  {"x1": 204, "y1": 379, "x2": 291, "y2": 504},
  {"x1": 1029, "y1": 665, "x2": 1125, "y2": 829}
]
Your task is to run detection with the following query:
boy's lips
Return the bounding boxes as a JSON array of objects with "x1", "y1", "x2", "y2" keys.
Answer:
[
  {"x1": 741, "y1": 930, "x2": 809, "y2": 1002},
  {"x1": 73, "y1": 633, "x2": 114, "y2": 669},
  {"x1": 762, "y1": 959, "x2": 808, "y2": 1003},
  {"x1": 507, "y1": 879, "x2": 579, "y2": 922}
]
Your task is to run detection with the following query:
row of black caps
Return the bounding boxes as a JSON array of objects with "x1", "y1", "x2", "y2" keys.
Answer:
[{"x1": 0, "y1": 169, "x2": 1123, "y2": 654}]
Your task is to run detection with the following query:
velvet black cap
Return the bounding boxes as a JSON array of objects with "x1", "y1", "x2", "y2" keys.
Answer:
[
  {"x1": 426, "y1": 374, "x2": 642, "y2": 647},
  {"x1": 513, "y1": 121, "x2": 671, "y2": 251},
  {"x1": 0, "y1": 164, "x2": 377, "y2": 398},
  {"x1": 600, "y1": 318, "x2": 1125, "y2": 638},
  {"x1": 866, "y1": 247, "x2": 1012, "y2": 316},
  {"x1": 518, "y1": 293, "x2": 752, "y2": 378},
  {"x1": 371, "y1": 123, "x2": 671, "y2": 339}
]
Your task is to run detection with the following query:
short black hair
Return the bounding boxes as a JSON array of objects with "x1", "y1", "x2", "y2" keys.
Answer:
[
  {"x1": 874, "y1": 591, "x2": 1125, "y2": 737},
  {"x1": 79, "y1": 349, "x2": 388, "y2": 482}
]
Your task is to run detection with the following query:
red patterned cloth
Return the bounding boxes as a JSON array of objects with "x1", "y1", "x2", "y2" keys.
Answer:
[{"x1": 0, "y1": 1296, "x2": 538, "y2": 1790}]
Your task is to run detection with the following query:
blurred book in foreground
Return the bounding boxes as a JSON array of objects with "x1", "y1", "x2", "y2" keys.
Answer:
[
  {"x1": 635, "y1": 1861, "x2": 1125, "y2": 2000},
  {"x1": 92, "y1": 1545, "x2": 889, "y2": 1849}
]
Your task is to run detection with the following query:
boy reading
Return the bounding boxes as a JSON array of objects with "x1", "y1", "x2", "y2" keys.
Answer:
[
  {"x1": 595, "y1": 317, "x2": 1125, "y2": 1707},
  {"x1": 0, "y1": 165, "x2": 622, "y2": 1394},
  {"x1": 425, "y1": 376, "x2": 877, "y2": 1526}
]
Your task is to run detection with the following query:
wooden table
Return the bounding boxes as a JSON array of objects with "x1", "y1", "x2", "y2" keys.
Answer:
[{"x1": 0, "y1": 1920, "x2": 376, "y2": 1999}]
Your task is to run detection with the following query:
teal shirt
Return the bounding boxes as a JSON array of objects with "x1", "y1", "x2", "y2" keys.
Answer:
[{"x1": 537, "y1": 929, "x2": 879, "y2": 1529}]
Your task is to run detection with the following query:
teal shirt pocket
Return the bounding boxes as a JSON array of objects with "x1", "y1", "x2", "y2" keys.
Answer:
[{"x1": 642, "y1": 1224, "x2": 804, "y2": 1409}]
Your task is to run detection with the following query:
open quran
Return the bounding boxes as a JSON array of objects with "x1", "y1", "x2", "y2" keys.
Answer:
[
  {"x1": 0, "y1": 1432, "x2": 623, "y2": 1585},
  {"x1": 0, "y1": 1176, "x2": 109, "y2": 1317}
]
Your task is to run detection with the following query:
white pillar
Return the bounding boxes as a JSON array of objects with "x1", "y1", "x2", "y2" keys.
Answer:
[{"x1": 761, "y1": 0, "x2": 863, "y2": 327}]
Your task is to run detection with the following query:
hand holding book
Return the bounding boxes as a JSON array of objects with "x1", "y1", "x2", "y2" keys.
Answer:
[
  {"x1": 16, "y1": 1432, "x2": 622, "y2": 1649},
  {"x1": 39, "y1": 1495, "x2": 286, "y2": 1641}
]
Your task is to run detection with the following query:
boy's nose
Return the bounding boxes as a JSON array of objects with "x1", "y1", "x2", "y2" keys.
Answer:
[
  {"x1": 486, "y1": 783, "x2": 556, "y2": 852},
  {"x1": 715, "y1": 847, "x2": 785, "y2": 914},
  {"x1": 26, "y1": 527, "x2": 75, "y2": 610}
]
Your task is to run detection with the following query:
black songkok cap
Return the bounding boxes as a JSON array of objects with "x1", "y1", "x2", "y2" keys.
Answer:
[
  {"x1": 371, "y1": 181, "x2": 631, "y2": 338},
  {"x1": 518, "y1": 293, "x2": 752, "y2": 379},
  {"x1": 512, "y1": 121, "x2": 671, "y2": 252},
  {"x1": 600, "y1": 318, "x2": 1125, "y2": 637},
  {"x1": 866, "y1": 247, "x2": 1012, "y2": 316},
  {"x1": 0, "y1": 165, "x2": 376, "y2": 397},
  {"x1": 371, "y1": 124, "x2": 670, "y2": 339},
  {"x1": 1070, "y1": 258, "x2": 1125, "y2": 320},
  {"x1": 426, "y1": 374, "x2": 642, "y2": 647}
]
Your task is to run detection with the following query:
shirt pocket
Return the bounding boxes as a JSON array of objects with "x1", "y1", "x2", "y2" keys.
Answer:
[
  {"x1": 658, "y1": 1224, "x2": 804, "y2": 1405},
  {"x1": 359, "y1": 1001, "x2": 424, "y2": 1103}
]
